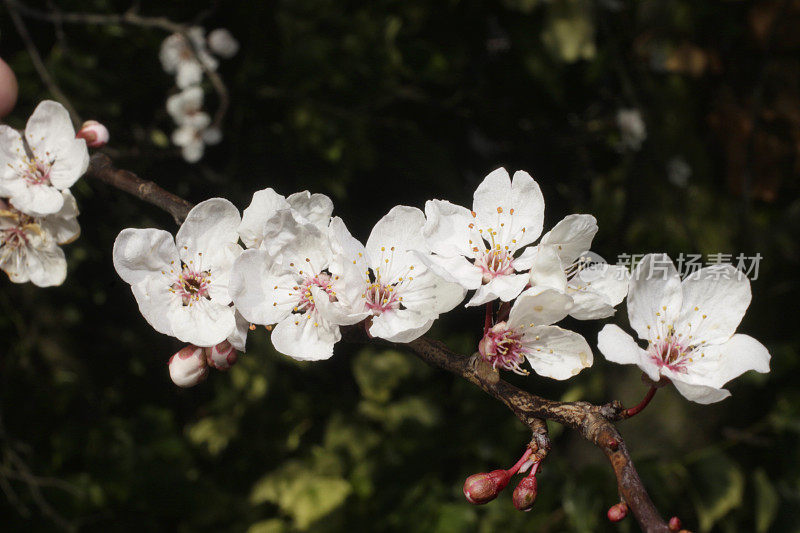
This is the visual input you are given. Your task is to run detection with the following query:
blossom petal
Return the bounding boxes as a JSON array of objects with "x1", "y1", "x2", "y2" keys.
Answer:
[
  {"x1": 539, "y1": 214, "x2": 598, "y2": 265},
  {"x1": 328, "y1": 216, "x2": 369, "y2": 308},
  {"x1": 287, "y1": 191, "x2": 334, "y2": 230},
  {"x1": 176, "y1": 198, "x2": 241, "y2": 269},
  {"x1": 670, "y1": 379, "x2": 731, "y2": 404},
  {"x1": 674, "y1": 264, "x2": 751, "y2": 345},
  {"x1": 466, "y1": 273, "x2": 529, "y2": 306},
  {"x1": 0, "y1": 126, "x2": 25, "y2": 184},
  {"x1": 239, "y1": 189, "x2": 290, "y2": 248},
  {"x1": 271, "y1": 316, "x2": 339, "y2": 361},
  {"x1": 369, "y1": 310, "x2": 434, "y2": 343},
  {"x1": 168, "y1": 299, "x2": 236, "y2": 347},
  {"x1": 521, "y1": 325, "x2": 593, "y2": 380},
  {"x1": 422, "y1": 199, "x2": 475, "y2": 258},
  {"x1": 529, "y1": 244, "x2": 567, "y2": 292},
  {"x1": 568, "y1": 264, "x2": 629, "y2": 320},
  {"x1": 130, "y1": 276, "x2": 179, "y2": 338},
  {"x1": 682, "y1": 334, "x2": 770, "y2": 389},
  {"x1": 227, "y1": 309, "x2": 250, "y2": 352},
  {"x1": 366, "y1": 205, "x2": 426, "y2": 280},
  {"x1": 627, "y1": 253, "x2": 682, "y2": 342},
  {"x1": 12, "y1": 242, "x2": 67, "y2": 287},
  {"x1": 414, "y1": 252, "x2": 482, "y2": 289},
  {"x1": 597, "y1": 324, "x2": 660, "y2": 382},
  {"x1": 398, "y1": 270, "x2": 467, "y2": 316},
  {"x1": 40, "y1": 190, "x2": 81, "y2": 244},
  {"x1": 229, "y1": 249, "x2": 296, "y2": 325},
  {"x1": 509, "y1": 286, "x2": 573, "y2": 328},
  {"x1": 8, "y1": 183, "x2": 65, "y2": 217},
  {"x1": 473, "y1": 168, "x2": 545, "y2": 248},
  {"x1": 113, "y1": 228, "x2": 178, "y2": 285}
]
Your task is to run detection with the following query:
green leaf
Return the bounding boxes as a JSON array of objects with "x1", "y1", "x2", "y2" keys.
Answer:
[
  {"x1": 689, "y1": 450, "x2": 745, "y2": 532},
  {"x1": 247, "y1": 519, "x2": 287, "y2": 533},
  {"x1": 250, "y1": 461, "x2": 352, "y2": 530},
  {"x1": 753, "y1": 469, "x2": 779, "y2": 533}
]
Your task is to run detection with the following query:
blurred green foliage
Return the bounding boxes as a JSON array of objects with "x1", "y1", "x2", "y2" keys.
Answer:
[{"x1": 1, "y1": 0, "x2": 800, "y2": 531}]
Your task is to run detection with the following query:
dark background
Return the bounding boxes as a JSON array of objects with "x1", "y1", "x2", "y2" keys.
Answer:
[{"x1": 1, "y1": 0, "x2": 799, "y2": 531}]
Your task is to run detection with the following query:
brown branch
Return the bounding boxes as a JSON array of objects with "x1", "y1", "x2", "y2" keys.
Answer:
[
  {"x1": 82, "y1": 158, "x2": 671, "y2": 532},
  {"x1": 84, "y1": 153, "x2": 193, "y2": 224}
]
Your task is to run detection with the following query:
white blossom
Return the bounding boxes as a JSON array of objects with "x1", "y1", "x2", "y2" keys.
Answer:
[
  {"x1": 113, "y1": 198, "x2": 243, "y2": 347},
  {"x1": 515, "y1": 214, "x2": 629, "y2": 320},
  {"x1": 238, "y1": 188, "x2": 333, "y2": 251},
  {"x1": 208, "y1": 29, "x2": 239, "y2": 58},
  {"x1": 478, "y1": 287, "x2": 593, "y2": 378},
  {"x1": 0, "y1": 101, "x2": 89, "y2": 216},
  {"x1": 0, "y1": 190, "x2": 80, "y2": 287},
  {"x1": 422, "y1": 167, "x2": 545, "y2": 307},
  {"x1": 230, "y1": 212, "x2": 363, "y2": 361},
  {"x1": 159, "y1": 27, "x2": 218, "y2": 89},
  {"x1": 616, "y1": 108, "x2": 647, "y2": 151},
  {"x1": 166, "y1": 87, "x2": 216, "y2": 163},
  {"x1": 329, "y1": 206, "x2": 466, "y2": 342},
  {"x1": 597, "y1": 253, "x2": 770, "y2": 404}
]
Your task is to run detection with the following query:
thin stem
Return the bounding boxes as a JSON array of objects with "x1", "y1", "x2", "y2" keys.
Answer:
[
  {"x1": 507, "y1": 447, "x2": 533, "y2": 476},
  {"x1": 484, "y1": 302, "x2": 493, "y2": 335},
  {"x1": 624, "y1": 386, "x2": 657, "y2": 418}
]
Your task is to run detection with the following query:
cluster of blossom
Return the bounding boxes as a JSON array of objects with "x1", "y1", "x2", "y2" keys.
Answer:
[
  {"x1": 112, "y1": 167, "x2": 771, "y2": 401},
  {"x1": 160, "y1": 27, "x2": 238, "y2": 163},
  {"x1": 0, "y1": 101, "x2": 91, "y2": 287}
]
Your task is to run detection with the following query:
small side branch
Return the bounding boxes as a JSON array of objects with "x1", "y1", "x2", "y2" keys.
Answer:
[{"x1": 84, "y1": 153, "x2": 193, "y2": 224}]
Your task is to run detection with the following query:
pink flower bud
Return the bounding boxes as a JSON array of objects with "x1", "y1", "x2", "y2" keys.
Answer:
[
  {"x1": 607, "y1": 502, "x2": 629, "y2": 522},
  {"x1": 76, "y1": 120, "x2": 109, "y2": 148},
  {"x1": 463, "y1": 469, "x2": 511, "y2": 505},
  {"x1": 0, "y1": 57, "x2": 18, "y2": 119},
  {"x1": 204, "y1": 340, "x2": 238, "y2": 371},
  {"x1": 668, "y1": 517, "x2": 682, "y2": 531},
  {"x1": 168, "y1": 345, "x2": 208, "y2": 387},
  {"x1": 512, "y1": 475, "x2": 538, "y2": 511}
]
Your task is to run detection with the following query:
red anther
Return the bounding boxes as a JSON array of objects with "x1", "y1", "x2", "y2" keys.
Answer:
[
  {"x1": 512, "y1": 475, "x2": 538, "y2": 511},
  {"x1": 607, "y1": 502, "x2": 629, "y2": 522},
  {"x1": 668, "y1": 517, "x2": 682, "y2": 531},
  {"x1": 463, "y1": 470, "x2": 511, "y2": 505}
]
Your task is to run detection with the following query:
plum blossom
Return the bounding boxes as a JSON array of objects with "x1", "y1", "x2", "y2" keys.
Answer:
[
  {"x1": 230, "y1": 212, "x2": 364, "y2": 361},
  {"x1": 238, "y1": 188, "x2": 334, "y2": 251},
  {"x1": 166, "y1": 87, "x2": 220, "y2": 163},
  {"x1": 113, "y1": 198, "x2": 245, "y2": 347},
  {"x1": 329, "y1": 206, "x2": 466, "y2": 342},
  {"x1": 422, "y1": 168, "x2": 545, "y2": 306},
  {"x1": 478, "y1": 287, "x2": 593, "y2": 378},
  {"x1": 597, "y1": 254, "x2": 770, "y2": 404},
  {"x1": 159, "y1": 27, "x2": 218, "y2": 89},
  {"x1": 0, "y1": 191, "x2": 80, "y2": 287},
  {"x1": 516, "y1": 214, "x2": 629, "y2": 320},
  {"x1": 0, "y1": 100, "x2": 89, "y2": 216},
  {"x1": 208, "y1": 29, "x2": 240, "y2": 58}
]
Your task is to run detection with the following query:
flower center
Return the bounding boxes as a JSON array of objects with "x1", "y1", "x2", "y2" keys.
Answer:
[
  {"x1": 2, "y1": 227, "x2": 29, "y2": 248},
  {"x1": 364, "y1": 282, "x2": 401, "y2": 313},
  {"x1": 474, "y1": 249, "x2": 515, "y2": 283},
  {"x1": 649, "y1": 336, "x2": 691, "y2": 373},
  {"x1": 478, "y1": 322, "x2": 529, "y2": 375},
  {"x1": 294, "y1": 272, "x2": 335, "y2": 314},
  {"x1": 171, "y1": 265, "x2": 211, "y2": 306},
  {"x1": 22, "y1": 158, "x2": 52, "y2": 186}
]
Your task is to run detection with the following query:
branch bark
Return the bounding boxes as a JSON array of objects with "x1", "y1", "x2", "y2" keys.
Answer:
[{"x1": 84, "y1": 157, "x2": 671, "y2": 532}]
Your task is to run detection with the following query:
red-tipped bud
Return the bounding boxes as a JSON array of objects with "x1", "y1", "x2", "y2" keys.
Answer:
[
  {"x1": 463, "y1": 469, "x2": 511, "y2": 505},
  {"x1": 607, "y1": 502, "x2": 629, "y2": 522},
  {"x1": 76, "y1": 120, "x2": 109, "y2": 148},
  {"x1": 512, "y1": 475, "x2": 538, "y2": 511},
  {"x1": 168, "y1": 345, "x2": 208, "y2": 388},
  {"x1": 668, "y1": 517, "x2": 682, "y2": 531},
  {"x1": 204, "y1": 340, "x2": 238, "y2": 371}
]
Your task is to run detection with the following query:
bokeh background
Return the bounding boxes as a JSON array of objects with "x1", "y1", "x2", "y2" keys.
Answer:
[{"x1": 2, "y1": 0, "x2": 800, "y2": 531}]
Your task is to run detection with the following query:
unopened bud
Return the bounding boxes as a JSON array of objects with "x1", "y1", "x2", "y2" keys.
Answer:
[
  {"x1": 204, "y1": 340, "x2": 238, "y2": 371},
  {"x1": 512, "y1": 475, "x2": 538, "y2": 511},
  {"x1": 76, "y1": 120, "x2": 109, "y2": 148},
  {"x1": 607, "y1": 502, "x2": 629, "y2": 522},
  {"x1": 207, "y1": 28, "x2": 239, "y2": 58},
  {"x1": 463, "y1": 469, "x2": 511, "y2": 505},
  {"x1": 168, "y1": 345, "x2": 208, "y2": 387},
  {"x1": 668, "y1": 517, "x2": 682, "y2": 531}
]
